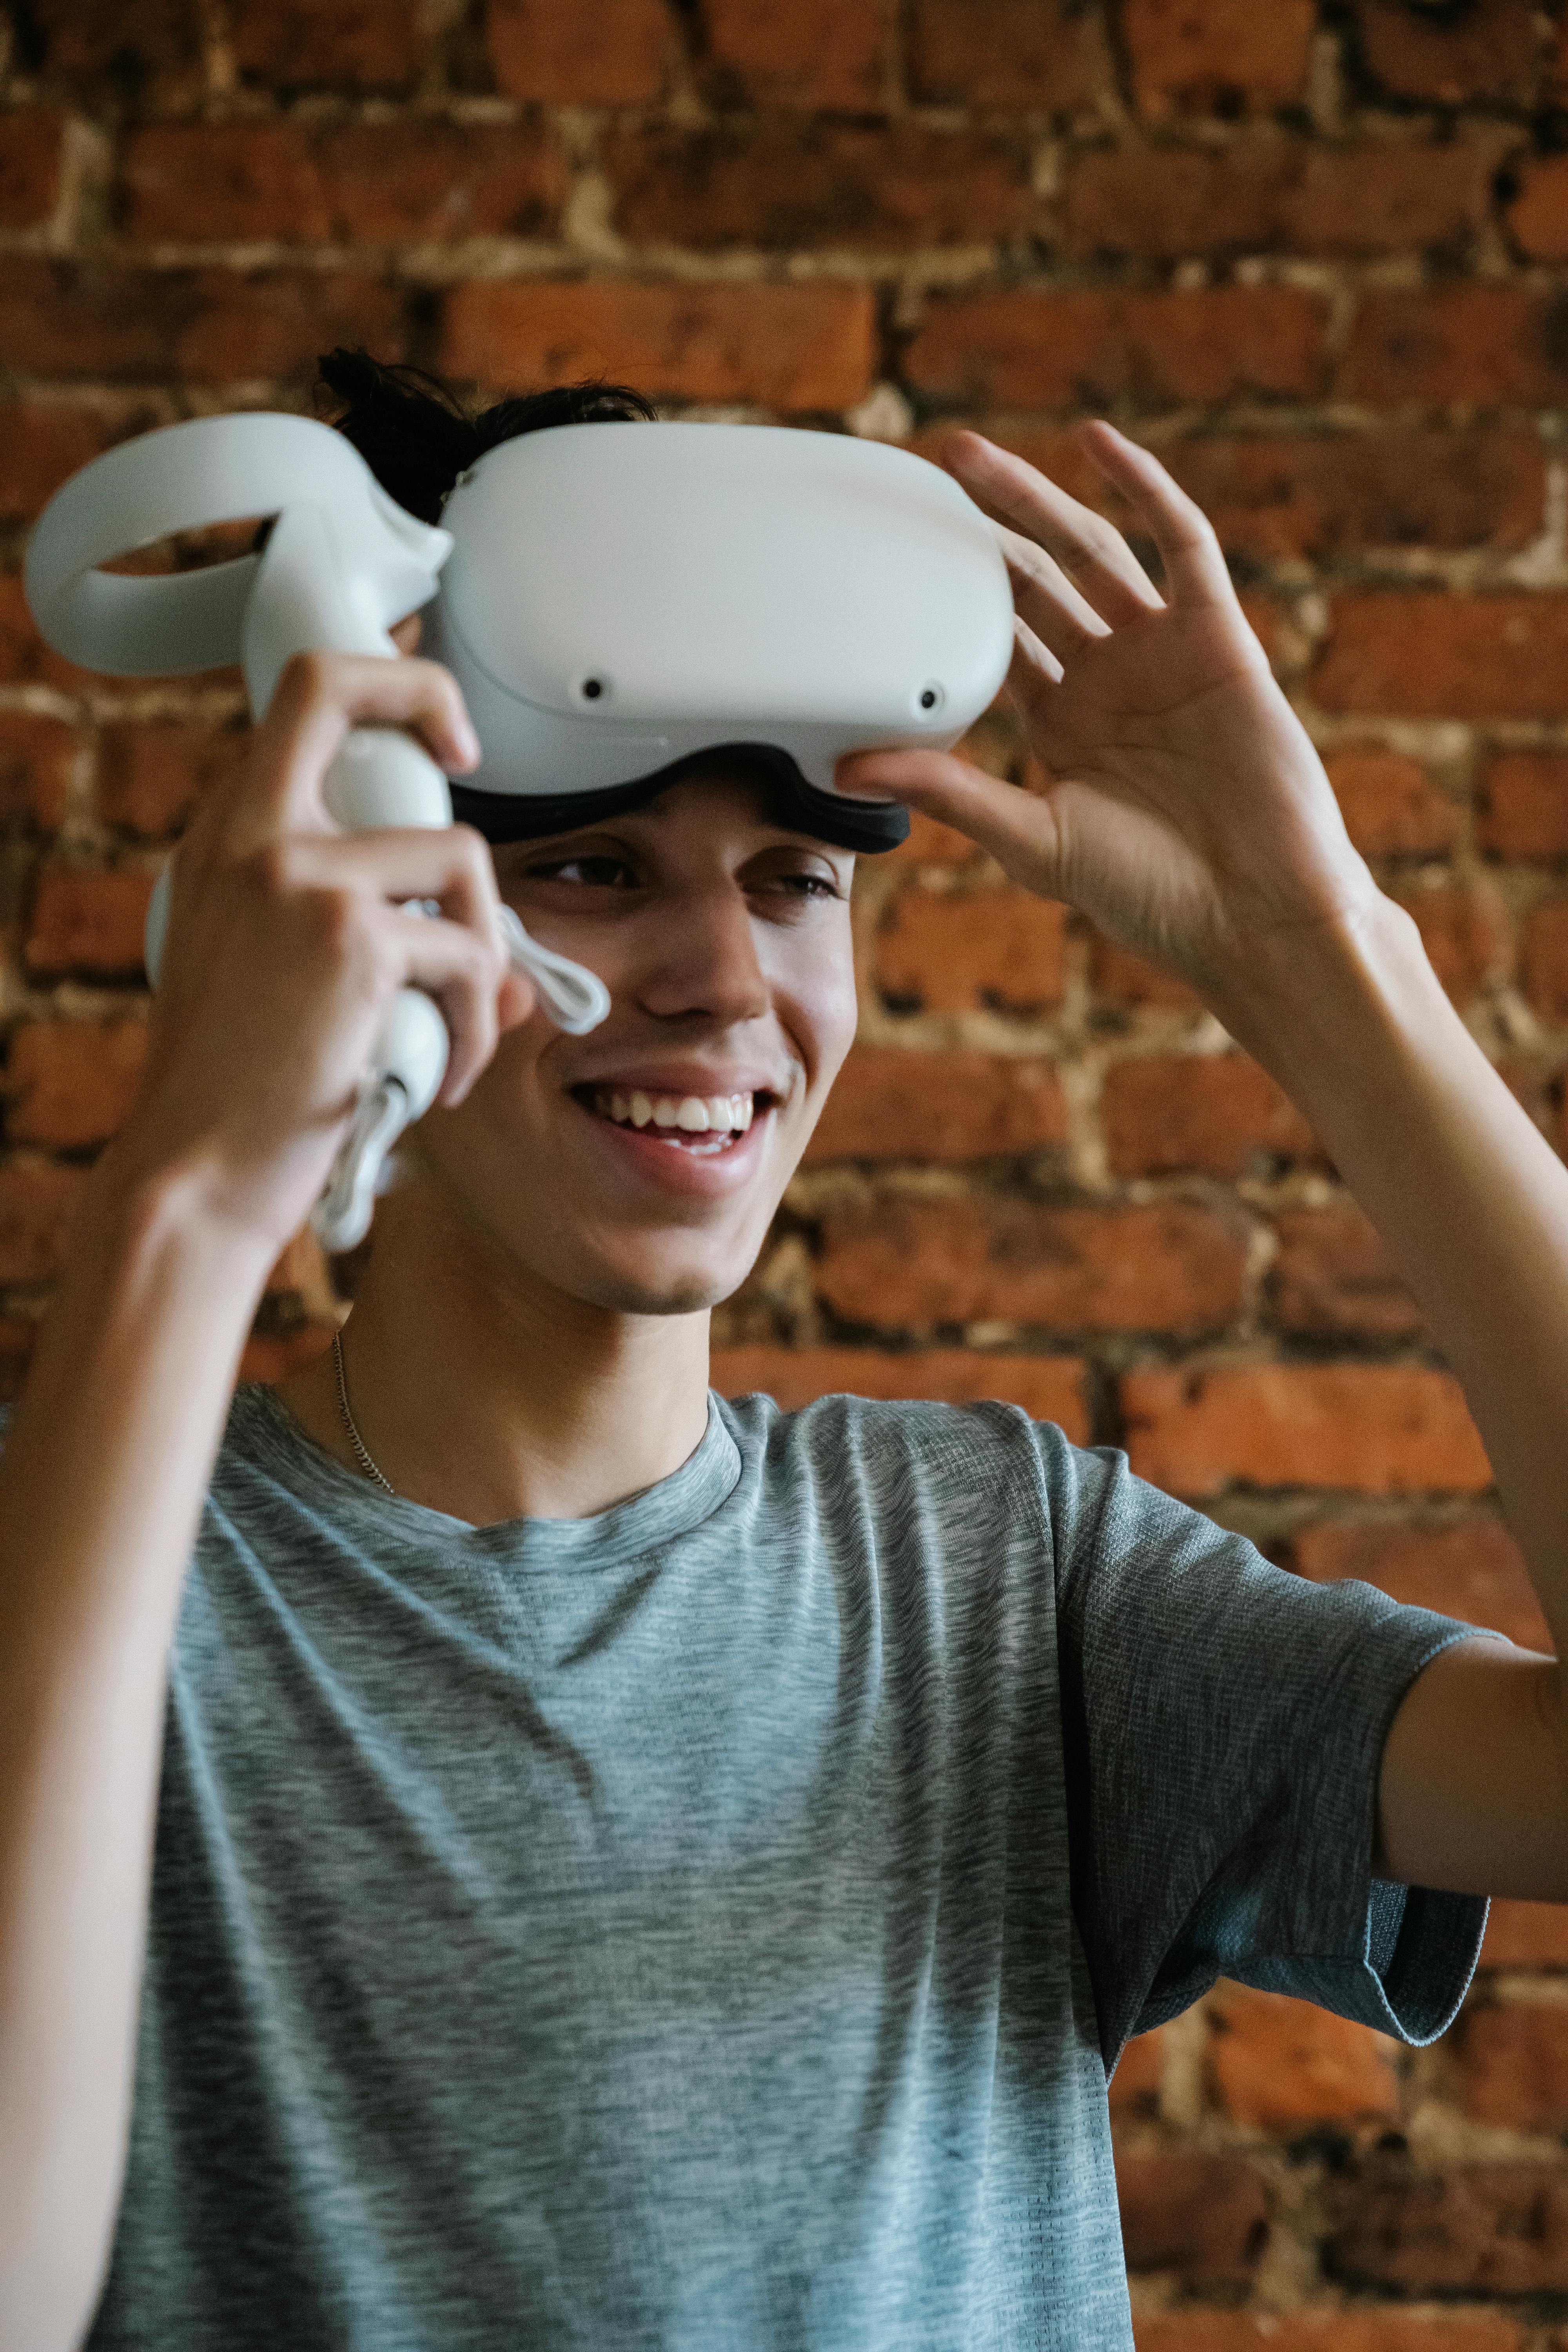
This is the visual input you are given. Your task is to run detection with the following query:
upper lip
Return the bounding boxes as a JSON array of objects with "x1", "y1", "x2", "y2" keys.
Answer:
[{"x1": 566, "y1": 1063, "x2": 793, "y2": 1098}]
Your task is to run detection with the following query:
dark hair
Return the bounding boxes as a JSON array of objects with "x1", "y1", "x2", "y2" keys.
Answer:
[{"x1": 315, "y1": 348, "x2": 656, "y2": 522}]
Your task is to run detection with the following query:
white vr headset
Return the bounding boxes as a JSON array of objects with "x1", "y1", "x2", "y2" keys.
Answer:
[{"x1": 26, "y1": 411, "x2": 1014, "y2": 1244}]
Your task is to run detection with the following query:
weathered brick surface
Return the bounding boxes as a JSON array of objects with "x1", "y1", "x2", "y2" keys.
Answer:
[
  {"x1": 874, "y1": 889, "x2": 1065, "y2": 1014},
  {"x1": 440, "y1": 280, "x2": 875, "y2": 410},
  {"x1": 122, "y1": 122, "x2": 571, "y2": 246},
  {"x1": 1115, "y1": 2151, "x2": 1270, "y2": 2283},
  {"x1": 1103, "y1": 1053, "x2": 1319, "y2": 1179},
  {"x1": 1332, "y1": 2165, "x2": 1568, "y2": 2295},
  {"x1": 1315, "y1": 597, "x2": 1568, "y2": 722},
  {"x1": 1269, "y1": 1204, "x2": 1422, "y2": 1340},
  {"x1": 804, "y1": 1045, "x2": 1066, "y2": 1162},
  {"x1": 1293, "y1": 1518, "x2": 1547, "y2": 1651},
  {"x1": 907, "y1": 0, "x2": 1106, "y2": 108},
  {"x1": 711, "y1": 1344, "x2": 1088, "y2": 1440},
  {"x1": 8, "y1": 5, "x2": 1568, "y2": 2335},
  {"x1": 606, "y1": 124, "x2": 1032, "y2": 252},
  {"x1": 1122, "y1": 1365, "x2": 1492, "y2": 1497},
  {"x1": 5, "y1": 1020, "x2": 147, "y2": 1151},
  {"x1": 905, "y1": 287, "x2": 1328, "y2": 410},
  {"x1": 1207, "y1": 1984, "x2": 1398, "y2": 2130}
]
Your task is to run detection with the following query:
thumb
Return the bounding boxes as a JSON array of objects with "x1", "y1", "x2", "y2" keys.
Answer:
[{"x1": 836, "y1": 748, "x2": 1063, "y2": 896}]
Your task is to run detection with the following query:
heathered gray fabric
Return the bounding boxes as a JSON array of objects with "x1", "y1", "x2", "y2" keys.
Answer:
[{"x1": 82, "y1": 1381, "x2": 1486, "y2": 2351}]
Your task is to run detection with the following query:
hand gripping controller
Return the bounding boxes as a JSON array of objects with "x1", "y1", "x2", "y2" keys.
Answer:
[{"x1": 25, "y1": 413, "x2": 609, "y2": 1249}]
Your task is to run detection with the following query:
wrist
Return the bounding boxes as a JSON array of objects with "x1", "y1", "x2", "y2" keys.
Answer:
[
  {"x1": 88, "y1": 1132, "x2": 291, "y2": 1303},
  {"x1": 1202, "y1": 886, "x2": 1432, "y2": 1067}
]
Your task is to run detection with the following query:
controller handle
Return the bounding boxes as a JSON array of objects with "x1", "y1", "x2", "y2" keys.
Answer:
[{"x1": 27, "y1": 414, "x2": 608, "y2": 1251}]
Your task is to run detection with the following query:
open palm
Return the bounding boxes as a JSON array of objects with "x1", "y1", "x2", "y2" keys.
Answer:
[{"x1": 839, "y1": 425, "x2": 1376, "y2": 995}]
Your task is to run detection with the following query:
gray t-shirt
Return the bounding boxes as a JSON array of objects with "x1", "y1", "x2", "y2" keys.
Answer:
[{"x1": 86, "y1": 1383, "x2": 1485, "y2": 2351}]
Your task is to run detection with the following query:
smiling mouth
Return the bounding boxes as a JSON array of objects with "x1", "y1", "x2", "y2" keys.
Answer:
[{"x1": 573, "y1": 1086, "x2": 771, "y2": 1156}]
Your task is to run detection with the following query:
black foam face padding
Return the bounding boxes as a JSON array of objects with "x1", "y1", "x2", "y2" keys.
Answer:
[{"x1": 449, "y1": 744, "x2": 910, "y2": 855}]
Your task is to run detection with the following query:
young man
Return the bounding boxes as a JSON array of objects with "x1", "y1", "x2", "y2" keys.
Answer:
[{"x1": 3, "y1": 370, "x2": 1566, "y2": 2352}]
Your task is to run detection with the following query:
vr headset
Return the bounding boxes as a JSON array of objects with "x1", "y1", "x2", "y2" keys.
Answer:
[{"x1": 26, "y1": 412, "x2": 1014, "y2": 1243}]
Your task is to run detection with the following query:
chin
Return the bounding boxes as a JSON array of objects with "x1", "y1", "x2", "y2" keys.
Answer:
[{"x1": 570, "y1": 1249, "x2": 753, "y2": 1319}]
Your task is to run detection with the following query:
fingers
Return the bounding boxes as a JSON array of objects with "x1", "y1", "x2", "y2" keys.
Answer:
[
  {"x1": 1076, "y1": 422, "x2": 1237, "y2": 609},
  {"x1": 837, "y1": 746, "x2": 1062, "y2": 897},
  {"x1": 233, "y1": 650, "x2": 481, "y2": 844},
  {"x1": 939, "y1": 429, "x2": 1165, "y2": 630},
  {"x1": 995, "y1": 524, "x2": 1111, "y2": 664}
]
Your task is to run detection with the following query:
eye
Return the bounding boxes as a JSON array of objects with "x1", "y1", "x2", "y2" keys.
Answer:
[
  {"x1": 524, "y1": 853, "x2": 639, "y2": 889},
  {"x1": 753, "y1": 867, "x2": 844, "y2": 905}
]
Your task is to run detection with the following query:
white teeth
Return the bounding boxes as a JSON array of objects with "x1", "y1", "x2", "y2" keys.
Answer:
[{"x1": 593, "y1": 1086, "x2": 758, "y2": 1138}]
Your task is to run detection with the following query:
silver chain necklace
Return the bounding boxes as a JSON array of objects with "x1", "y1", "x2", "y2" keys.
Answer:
[{"x1": 332, "y1": 1327, "x2": 396, "y2": 1495}]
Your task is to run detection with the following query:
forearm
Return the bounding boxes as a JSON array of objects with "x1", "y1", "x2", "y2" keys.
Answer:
[
  {"x1": 0, "y1": 1144, "x2": 275, "y2": 2350},
  {"x1": 1213, "y1": 892, "x2": 1568, "y2": 1651}
]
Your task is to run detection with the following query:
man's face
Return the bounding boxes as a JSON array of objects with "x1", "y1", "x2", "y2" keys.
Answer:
[{"x1": 403, "y1": 769, "x2": 859, "y2": 1316}]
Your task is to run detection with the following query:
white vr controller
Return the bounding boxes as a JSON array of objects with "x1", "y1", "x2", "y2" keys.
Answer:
[
  {"x1": 25, "y1": 413, "x2": 610, "y2": 1249},
  {"x1": 25, "y1": 412, "x2": 1014, "y2": 1250}
]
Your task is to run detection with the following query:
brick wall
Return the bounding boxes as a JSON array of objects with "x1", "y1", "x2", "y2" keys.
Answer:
[{"x1": 4, "y1": 0, "x2": 1568, "y2": 2338}]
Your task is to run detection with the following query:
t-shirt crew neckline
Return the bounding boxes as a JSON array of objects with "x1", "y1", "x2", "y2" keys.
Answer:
[{"x1": 230, "y1": 1379, "x2": 744, "y2": 1572}]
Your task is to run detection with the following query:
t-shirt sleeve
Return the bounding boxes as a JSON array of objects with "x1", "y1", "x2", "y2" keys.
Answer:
[{"x1": 1040, "y1": 1425, "x2": 1490, "y2": 2068}]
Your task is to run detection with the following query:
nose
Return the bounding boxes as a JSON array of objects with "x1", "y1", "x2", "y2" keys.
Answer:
[{"x1": 633, "y1": 880, "x2": 771, "y2": 1029}]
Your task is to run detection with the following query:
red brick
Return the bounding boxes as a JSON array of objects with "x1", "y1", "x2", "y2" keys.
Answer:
[
  {"x1": 0, "y1": 403, "x2": 132, "y2": 526},
  {"x1": 0, "y1": 110, "x2": 66, "y2": 231},
  {"x1": 1344, "y1": 289, "x2": 1568, "y2": 408},
  {"x1": 25, "y1": 0, "x2": 204, "y2": 97},
  {"x1": 0, "y1": 1160, "x2": 87, "y2": 1284},
  {"x1": 1123, "y1": 0, "x2": 1314, "y2": 118},
  {"x1": 230, "y1": 0, "x2": 426, "y2": 88},
  {"x1": 0, "y1": 714, "x2": 76, "y2": 833},
  {"x1": 5, "y1": 1020, "x2": 148, "y2": 1151},
  {"x1": 1089, "y1": 934, "x2": 1201, "y2": 1011},
  {"x1": 1326, "y1": 749, "x2": 1457, "y2": 857},
  {"x1": 1207, "y1": 1982, "x2": 1398, "y2": 2130},
  {"x1": 1270, "y1": 1204, "x2": 1422, "y2": 1341},
  {"x1": 485, "y1": 0, "x2": 675, "y2": 102},
  {"x1": 1168, "y1": 435, "x2": 1543, "y2": 562},
  {"x1": 0, "y1": 574, "x2": 89, "y2": 691},
  {"x1": 121, "y1": 121, "x2": 569, "y2": 245},
  {"x1": 1397, "y1": 888, "x2": 1498, "y2": 1005},
  {"x1": 1462, "y1": 2006, "x2": 1568, "y2": 2130},
  {"x1": 0, "y1": 260, "x2": 407, "y2": 386},
  {"x1": 905, "y1": 286, "x2": 1327, "y2": 410},
  {"x1": 1065, "y1": 142, "x2": 1485, "y2": 259},
  {"x1": 1355, "y1": 0, "x2": 1539, "y2": 107},
  {"x1": 1315, "y1": 596, "x2": 1568, "y2": 722},
  {"x1": 1134, "y1": 2318, "x2": 1524, "y2": 2352},
  {"x1": 1479, "y1": 753, "x2": 1568, "y2": 860},
  {"x1": 1103, "y1": 1054, "x2": 1319, "y2": 1180},
  {"x1": 1109, "y1": 2026, "x2": 1165, "y2": 2119},
  {"x1": 818, "y1": 1199, "x2": 1247, "y2": 1336},
  {"x1": 1332, "y1": 2165, "x2": 1568, "y2": 2295},
  {"x1": 606, "y1": 123, "x2": 1031, "y2": 252},
  {"x1": 1114, "y1": 2151, "x2": 1269, "y2": 2283},
  {"x1": 908, "y1": 0, "x2": 1107, "y2": 108},
  {"x1": 806, "y1": 1046, "x2": 1065, "y2": 1163},
  {"x1": 1122, "y1": 1364, "x2": 1493, "y2": 1498},
  {"x1": 440, "y1": 280, "x2": 874, "y2": 412},
  {"x1": 1294, "y1": 1516, "x2": 1546, "y2": 1650},
  {"x1": 710, "y1": 1344, "x2": 1089, "y2": 1439},
  {"x1": 701, "y1": 0, "x2": 887, "y2": 110},
  {"x1": 25, "y1": 866, "x2": 155, "y2": 978},
  {"x1": 1509, "y1": 157, "x2": 1568, "y2": 263},
  {"x1": 890, "y1": 807, "x2": 981, "y2": 869},
  {"x1": 874, "y1": 889, "x2": 1065, "y2": 1015},
  {"x1": 1482, "y1": 1900, "x2": 1568, "y2": 1968},
  {"x1": 1523, "y1": 902, "x2": 1568, "y2": 1022},
  {"x1": 97, "y1": 722, "x2": 243, "y2": 839}
]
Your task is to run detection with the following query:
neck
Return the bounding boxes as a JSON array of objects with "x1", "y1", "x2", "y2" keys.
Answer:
[{"x1": 274, "y1": 1190, "x2": 713, "y2": 1528}]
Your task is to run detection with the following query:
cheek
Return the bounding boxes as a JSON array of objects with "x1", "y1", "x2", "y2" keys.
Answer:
[{"x1": 780, "y1": 931, "x2": 859, "y2": 1095}]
